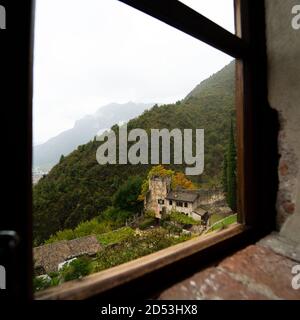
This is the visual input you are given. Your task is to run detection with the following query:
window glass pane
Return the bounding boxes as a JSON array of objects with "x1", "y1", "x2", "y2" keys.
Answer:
[{"x1": 33, "y1": 0, "x2": 237, "y2": 293}]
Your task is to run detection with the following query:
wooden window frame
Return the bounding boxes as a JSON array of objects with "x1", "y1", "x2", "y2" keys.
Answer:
[{"x1": 2, "y1": 0, "x2": 278, "y2": 300}]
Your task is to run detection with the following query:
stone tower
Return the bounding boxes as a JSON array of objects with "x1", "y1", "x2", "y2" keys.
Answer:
[{"x1": 145, "y1": 175, "x2": 171, "y2": 219}]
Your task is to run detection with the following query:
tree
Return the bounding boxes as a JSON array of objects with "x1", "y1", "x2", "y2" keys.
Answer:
[
  {"x1": 59, "y1": 154, "x2": 65, "y2": 163},
  {"x1": 112, "y1": 176, "x2": 143, "y2": 213},
  {"x1": 222, "y1": 153, "x2": 228, "y2": 194},
  {"x1": 172, "y1": 172, "x2": 195, "y2": 190},
  {"x1": 224, "y1": 121, "x2": 237, "y2": 212}
]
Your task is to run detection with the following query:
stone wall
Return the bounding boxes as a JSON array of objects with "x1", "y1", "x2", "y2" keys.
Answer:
[
  {"x1": 145, "y1": 176, "x2": 171, "y2": 218},
  {"x1": 265, "y1": 0, "x2": 300, "y2": 242}
]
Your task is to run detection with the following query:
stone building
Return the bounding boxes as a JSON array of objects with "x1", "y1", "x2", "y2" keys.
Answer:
[
  {"x1": 33, "y1": 235, "x2": 102, "y2": 274},
  {"x1": 144, "y1": 176, "x2": 209, "y2": 223}
]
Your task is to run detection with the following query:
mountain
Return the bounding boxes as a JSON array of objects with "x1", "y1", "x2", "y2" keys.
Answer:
[
  {"x1": 33, "y1": 102, "x2": 154, "y2": 170},
  {"x1": 33, "y1": 61, "x2": 235, "y2": 244}
]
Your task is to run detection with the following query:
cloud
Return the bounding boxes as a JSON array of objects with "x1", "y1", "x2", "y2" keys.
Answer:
[{"x1": 33, "y1": 0, "x2": 234, "y2": 144}]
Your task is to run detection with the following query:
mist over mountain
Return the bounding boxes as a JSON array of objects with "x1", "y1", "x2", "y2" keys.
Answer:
[{"x1": 33, "y1": 102, "x2": 154, "y2": 170}]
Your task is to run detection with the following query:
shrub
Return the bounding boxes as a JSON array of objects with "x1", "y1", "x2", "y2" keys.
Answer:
[
  {"x1": 45, "y1": 229, "x2": 75, "y2": 244},
  {"x1": 94, "y1": 228, "x2": 192, "y2": 273},
  {"x1": 100, "y1": 207, "x2": 133, "y2": 227},
  {"x1": 144, "y1": 210, "x2": 156, "y2": 218},
  {"x1": 45, "y1": 218, "x2": 113, "y2": 244},
  {"x1": 162, "y1": 221, "x2": 183, "y2": 235},
  {"x1": 169, "y1": 211, "x2": 199, "y2": 226},
  {"x1": 33, "y1": 276, "x2": 51, "y2": 292},
  {"x1": 139, "y1": 217, "x2": 156, "y2": 230},
  {"x1": 97, "y1": 227, "x2": 135, "y2": 246},
  {"x1": 112, "y1": 176, "x2": 143, "y2": 213},
  {"x1": 74, "y1": 218, "x2": 111, "y2": 238},
  {"x1": 60, "y1": 256, "x2": 92, "y2": 282}
]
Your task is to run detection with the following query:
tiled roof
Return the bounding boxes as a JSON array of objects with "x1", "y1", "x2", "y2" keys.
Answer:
[
  {"x1": 33, "y1": 235, "x2": 102, "y2": 274},
  {"x1": 166, "y1": 190, "x2": 199, "y2": 203},
  {"x1": 193, "y1": 207, "x2": 209, "y2": 217}
]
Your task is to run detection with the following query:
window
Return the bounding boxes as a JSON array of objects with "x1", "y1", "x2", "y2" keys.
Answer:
[
  {"x1": 158, "y1": 199, "x2": 164, "y2": 205},
  {"x1": 176, "y1": 201, "x2": 183, "y2": 207},
  {"x1": 184, "y1": 202, "x2": 188, "y2": 208},
  {"x1": 3, "y1": 0, "x2": 277, "y2": 300},
  {"x1": 169, "y1": 200, "x2": 173, "y2": 205}
]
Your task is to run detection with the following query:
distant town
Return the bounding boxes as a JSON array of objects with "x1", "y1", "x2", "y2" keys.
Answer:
[{"x1": 33, "y1": 167, "x2": 49, "y2": 185}]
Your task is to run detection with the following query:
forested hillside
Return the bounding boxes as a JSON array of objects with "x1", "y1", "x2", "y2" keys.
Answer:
[{"x1": 33, "y1": 61, "x2": 235, "y2": 244}]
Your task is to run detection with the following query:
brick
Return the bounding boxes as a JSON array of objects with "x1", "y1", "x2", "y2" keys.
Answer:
[
  {"x1": 159, "y1": 244, "x2": 300, "y2": 300},
  {"x1": 282, "y1": 201, "x2": 295, "y2": 214},
  {"x1": 279, "y1": 160, "x2": 288, "y2": 176},
  {"x1": 159, "y1": 267, "x2": 269, "y2": 300},
  {"x1": 219, "y1": 245, "x2": 300, "y2": 300}
]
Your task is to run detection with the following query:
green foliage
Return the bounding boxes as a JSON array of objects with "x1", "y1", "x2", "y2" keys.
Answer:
[
  {"x1": 74, "y1": 218, "x2": 112, "y2": 238},
  {"x1": 33, "y1": 258, "x2": 92, "y2": 292},
  {"x1": 222, "y1": 155, "x2": 228, "y2": 194},
  {"x1": 112, "y1": 176, "x2": 143, "y2": 213},
  {"x1": 161, "y1": 220, "x2": 183, "y2": 235},
  {"x1": 99, "y1": 206, "x2": 133, "y2": 227},
  {"x1": 94, "y1": 229, "x2": 190, "y2": 272},
  {"x1": 209, "y1": 213, "x2": 224, "y2": 225},
  {"x1": 138, "y1": 179, "x2": 149, "y2": 201},
  {"x1": 224, "y1": 121, "x2": 237, "y2": 211},
  {"x1": 147, "y1": 165, "x2": 174, "y2": 178},
  {"x1": 45, "y1": 218, "x2": 112, "y2": 244},
  {"x1": 45, "y1": 229, "x2": 76, "y2": 244},
  {"x1": 138, "y1": 217, "x2": 156, "y2": 230},
  {"x1": 33, "y1": 274, "x2": 61, "y2": 292},
  {"x1": 144, "y1": 210, "x2": 156, "y2": 218},
  {"x1": 33, "y1": 61, "x2": 236, "y2": 244},
  {"x1": 97, "y1": 227, "x2": 134, "y2": 246},
  {"x1": 169, "y1": 211, "x2": 199, "y2": 226},
  {"x1": 60, "y1": 256, "x2": 92, "y2": 282},
  {"x1": 33, "y1": 276, "x2": 51, "y2": 292},
  {"x1": 208, "y1": 214, "x2": 237, "y2": 232}
]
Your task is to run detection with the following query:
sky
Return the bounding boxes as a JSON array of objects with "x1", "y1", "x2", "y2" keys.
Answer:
[{"x1": 33, "y1": 0, "x2": 234, "y2": 145}]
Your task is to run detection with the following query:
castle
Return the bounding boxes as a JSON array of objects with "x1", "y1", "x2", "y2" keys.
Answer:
[{"x1": 144, "y1": 175, "x2": 209, "y2": 224}]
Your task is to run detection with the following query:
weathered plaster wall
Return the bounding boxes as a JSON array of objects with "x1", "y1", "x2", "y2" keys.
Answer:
[{"x1": 265, "y1": 0, "x2": 300, "y2": 242}]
